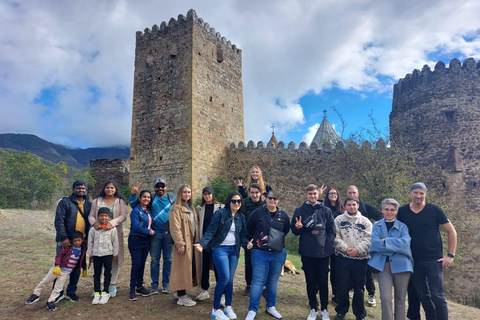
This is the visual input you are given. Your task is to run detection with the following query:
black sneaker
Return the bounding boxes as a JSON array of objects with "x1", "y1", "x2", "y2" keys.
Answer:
[
  {"x1": 46, "y1": 301, "x2": 57, "y2": 312},
  {"x1": 129, "y1": 292, "x2": 137, "y2": 301},
  {"x1": 65, "y1": 293, "x2": 79, "y2": 302},
  {"x1": 135, "y1": 286, "x2": 151, "y2": 297},
  {"x1": 54, "y1": 292, "x2": 64, "y2": 303},
  {"x1": 26, "y1": 294, "x2": 39, "y2": 304},
  {"x1": 243, "y1": 286, "x2": 251, "y2": 296}
]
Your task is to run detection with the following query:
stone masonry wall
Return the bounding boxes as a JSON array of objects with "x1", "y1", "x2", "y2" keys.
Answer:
[
  {"x1": 90, "y1": 158, "x2": 130, "y2": 196},
  {"x1": 129, "y1": 10, "x2": 243, "y2": 199},
  {"x1": 191, "y1": 12, "x2": 244, "y2": 197},
  {"x1": 390, "y1": 58, "x2": 480, "y2": 303}
]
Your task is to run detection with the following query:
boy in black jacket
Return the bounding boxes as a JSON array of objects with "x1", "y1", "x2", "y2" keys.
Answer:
[{"x1": 292, "y1": 184, "x2": 336, "y2": 320}]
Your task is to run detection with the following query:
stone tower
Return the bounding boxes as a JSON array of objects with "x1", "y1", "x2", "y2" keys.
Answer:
[
  {"x1": 390, "y1": 58, "x2": 480, "y2": 301},
  {"x1": 129, "y1": 9, "x2": 244, "y2": 196}
]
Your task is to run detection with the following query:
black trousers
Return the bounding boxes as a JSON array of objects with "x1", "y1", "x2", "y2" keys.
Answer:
[
  {"x1": 365, "y1": 265, "x2": 376, "y2": 295},
  {"x1": 201, "y1": 249, "x2": 218, "y2": 290},
  {"x1": 93, "y1": 255, "x2": 113, "y2": 293},
  {"x1": 302, "y1": 255, "x2": 330, "y2": 310},
  {"x1": 244, "y1": 248, "x2": 252, "y2": 286},
  {"x1": 335, "y1": 256, "x2": 367, "y2": 318},
  {"x1": 330, "y1": 255, "x2": 337, "y2": 297}
]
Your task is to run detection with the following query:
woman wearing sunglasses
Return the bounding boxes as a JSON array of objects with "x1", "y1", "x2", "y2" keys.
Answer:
[
  {"x1": 245, "y1": 190, "x2": 290, "y2": 320},
  {"x1": 195, "y1": 191, "x2": 249, "y2": 320}
]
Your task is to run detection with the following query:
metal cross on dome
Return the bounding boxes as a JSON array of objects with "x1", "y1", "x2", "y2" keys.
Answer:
[{"x1": 271, "y1": 123, "x2": 276, "y2": 134}]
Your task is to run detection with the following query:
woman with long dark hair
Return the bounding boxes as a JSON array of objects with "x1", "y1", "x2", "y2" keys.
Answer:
[
  {"x1": 128, "y1": 189, "x2": 155, "y2": 301},
  {"x1": 88, "y1": 180, "x2": 127, "y2": 297},
  {"x1": 323, "y1": 186, "x2": 344, "y2": 304},
  {"x1": 169, "y1": 185, "x2": 202, "y2": 307},
  {"x1": 195, "y1": 191, "x2": 249, "y2": 320}
]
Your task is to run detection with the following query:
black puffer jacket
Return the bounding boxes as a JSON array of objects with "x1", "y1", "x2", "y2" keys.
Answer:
[
  {"x1": 55, "y1": 195, "x2": 92, "y2": 242},
  {"x1": 291, "y1": 201, "x2": 335, "y2": 258}
]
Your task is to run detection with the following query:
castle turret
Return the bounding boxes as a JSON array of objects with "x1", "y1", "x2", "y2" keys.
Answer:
[{"x1": 129, "y1": 9, "x2": 244, "y2": 195}]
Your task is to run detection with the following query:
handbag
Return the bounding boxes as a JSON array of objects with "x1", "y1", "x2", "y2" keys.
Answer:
[
  {"x1": 267, "y1": 226, "x2": 284, "y2": 253},
  {"x1": 163, "y1": 220, "x2": 174, "y2": 245}
]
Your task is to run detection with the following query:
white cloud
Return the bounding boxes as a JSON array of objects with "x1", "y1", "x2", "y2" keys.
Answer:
[
  {"x1": 303, "y1": 123, "x2": 320, "y2": 145},
  {"x1": 1, "y1": 0, "x2": 480, "y2": 147}
]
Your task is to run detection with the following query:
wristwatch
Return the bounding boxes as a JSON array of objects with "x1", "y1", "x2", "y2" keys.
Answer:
[{"x1": 447, "y1": 253, "x2": 455, "y2": 258}]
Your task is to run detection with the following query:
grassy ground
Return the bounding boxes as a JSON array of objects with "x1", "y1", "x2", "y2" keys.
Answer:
[{"x1": 1, "y1": 208, "x2": 478, "y2": 319}]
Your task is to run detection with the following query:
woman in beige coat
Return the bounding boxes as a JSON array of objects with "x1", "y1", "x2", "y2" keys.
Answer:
[
  {"x1": 169, "y1": 184, "x2": 202, "y2": 307},
  {"x1": 88, "y1": 180, "x2": 127, "y2": 298}
]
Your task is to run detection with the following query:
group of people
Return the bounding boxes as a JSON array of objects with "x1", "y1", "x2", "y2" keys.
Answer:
[{"x1": 24, "y1": 165, "x2": 457, "y2": 320}]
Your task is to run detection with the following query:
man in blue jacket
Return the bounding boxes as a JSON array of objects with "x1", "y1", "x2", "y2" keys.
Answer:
[
  {"x1": 292, "y1": 184, "x2": 336, "y2": 320},
  {"x1": 130, "y1": 178, "x2": 176, "y2": 294}
]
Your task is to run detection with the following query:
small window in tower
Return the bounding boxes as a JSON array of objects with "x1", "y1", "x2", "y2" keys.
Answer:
[
  {"x1": 159, "y1": 156, "x2": 162, "y2": 161},
  {"x1": 444, "y1": 110, "x2": 456, "y2": 123},
  {"x1": 217, "y1": 44, "x2": 223, "y2": 63},
  {"x1": 209, "y1": 97, "x2": 213, "y2": 102}
]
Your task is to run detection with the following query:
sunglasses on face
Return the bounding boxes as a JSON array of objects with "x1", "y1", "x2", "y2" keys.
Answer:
[
  {"x1": 231, "y1": 199, "x2": 242, "y2": 204},
  {"x1": 267, "y1": 197, "x2": 278, "y2": 201},
  {"x1": 155, "y1": 185, "x2": 166, "y2": 189}
]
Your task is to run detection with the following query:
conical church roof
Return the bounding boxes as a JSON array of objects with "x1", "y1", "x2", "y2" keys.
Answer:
[{"x1": 311, "y1": 114, "x2": 341, "y2": 148}]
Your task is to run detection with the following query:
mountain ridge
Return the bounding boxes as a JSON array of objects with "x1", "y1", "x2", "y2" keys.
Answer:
[{"x1": 0, "y1": 133, "x2": 130, "y2": 168}]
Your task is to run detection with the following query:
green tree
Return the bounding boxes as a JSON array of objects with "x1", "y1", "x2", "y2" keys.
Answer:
[{"x1": 0, "y1": 150, "x2": 67, "y2": 209}]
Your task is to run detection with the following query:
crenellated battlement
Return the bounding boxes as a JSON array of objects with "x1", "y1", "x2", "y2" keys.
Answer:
[
  {"x1": 135, "y1": 9, "x2": 241, "y2": 54},
  {"x1": 393, "y1": 58, "x2": 480, "y2": 111},
  {"x1": 230, "y1": 140, "x2": 339, "y2": 152}
]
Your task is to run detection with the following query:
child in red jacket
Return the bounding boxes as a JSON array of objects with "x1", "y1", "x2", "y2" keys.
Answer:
[{"x1": 25, "y1": 231, "x2": 87, "y2": 311}]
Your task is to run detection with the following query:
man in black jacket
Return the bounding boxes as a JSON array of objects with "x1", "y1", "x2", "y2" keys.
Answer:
[
  {"x1": 54, "y1": 180, "x2": 92, "y2": 302},
  {"x1": 346, "y1": 185, "x2": 382, "y2": 307},
  {"x1": 241, "y1": 183, "x2": 265, "y2": 296},
  {"x1": 292, "y1": 184, "x2": 336, "y2": 320}
]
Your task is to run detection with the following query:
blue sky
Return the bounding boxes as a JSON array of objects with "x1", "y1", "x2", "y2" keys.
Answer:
[{"x1": 1, "y1": 0, "x2": 480, "y2": 148}]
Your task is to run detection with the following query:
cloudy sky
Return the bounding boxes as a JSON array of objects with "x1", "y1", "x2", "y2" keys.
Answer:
[{"x1": 1, "y1": 0, "x2": 480, "y2": 148}]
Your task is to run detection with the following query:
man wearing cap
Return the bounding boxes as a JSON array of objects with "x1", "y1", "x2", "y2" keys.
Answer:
[
  {"x1": 130, "y1": 178, "x2": 176, "y2": 294},
  {"x1": 397, "y1": 182, "x2": 457, "y2": 320}
]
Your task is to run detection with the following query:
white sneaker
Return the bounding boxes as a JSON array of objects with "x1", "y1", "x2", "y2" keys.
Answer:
[
  {"x1": 196, "y1": 290, "x2": 210, "y2": 301},
  {"x1": 177, "y1": 295, "x2": 197, "y2": 306},
  {"x1": 92, "y1": 292, "x2": 100, "y2": 305},
  {"x1": 367, "y1": 295, "x2": 376, "y2": 307},
  {"x1": 320, "y1": 309, "x2": 330, "y2": 320},
  {"x1": 211, "y1": 308, "x2": 229, "y2": 320},
  {"x1": 99, "y1": 292, "x2": 110, "y2": 304},
  {"x1": 266, "y1": 306, "x2": 282, "y2": 319},
  {"x1": 307, "y1": 308, "x2": 318, "y2": 320},
  {"x1": 224, "y1": 306, "x2": 237, "y2": 319},
  {"x1": 245, "y1": 310, "x2": 256, "y2": 320}
]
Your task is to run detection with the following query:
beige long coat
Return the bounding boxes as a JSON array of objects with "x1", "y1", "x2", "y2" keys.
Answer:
[
  {"x1": 88, "y1": 197, "x2": 127, "y2": 268},
  {"x1": 169, "y1": 203, "x2": 202, "y2": 292}
]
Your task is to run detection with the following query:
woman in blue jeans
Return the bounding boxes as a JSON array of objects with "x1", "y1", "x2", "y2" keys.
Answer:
[
  {"x1": 128, "y1": 190, "x2": 155, "y2": 301},
  {"x1": 245, "y1": 190, "x2": 290, "y2": 320},
  {"x1": 195, "y1": 191, "x2": 249, "y2": 320}
]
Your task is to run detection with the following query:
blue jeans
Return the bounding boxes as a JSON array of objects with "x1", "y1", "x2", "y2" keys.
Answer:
[
  {"x1": 128, "y1": 235, "x2": 150, "y2": 292},
  {"x1": 55, "y1": 243, "x2": 81, "y2": 296},
  {"x1": 150, "y1": 231, "x2": 173, "y2": 290},
  {"x1": 212, "y1": 245, "x2": 238, "y2": 309},
  {"x1": 411, "y1": 260, "x2": 448, "y2": 320},
  {"x1": 248, "y1": 248, "x2": 287, "y2": 312}
]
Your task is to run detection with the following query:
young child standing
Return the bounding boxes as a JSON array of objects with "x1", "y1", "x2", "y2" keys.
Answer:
[
  {"x1": 25, "y1": 231, "x2": 87, "y2": 312},
  {"x1": 88, "y1": 207, "x2": 119, "y2": 305}
]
